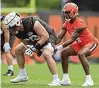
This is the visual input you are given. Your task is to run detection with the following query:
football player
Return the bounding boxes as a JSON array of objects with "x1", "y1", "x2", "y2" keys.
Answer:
[
  {"x1": 3, "y1": 12, "x2": 60, "y2": 86},
  {"x1": 0, "y1": 15, "x2": 14, "y2": 76},
  {"x1": 56, "y1": 2, "x2": 99, "y2": 86}
]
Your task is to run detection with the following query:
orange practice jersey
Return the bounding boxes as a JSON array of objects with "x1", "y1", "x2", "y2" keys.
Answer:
[{"x1": 64, "y1": 17, "x2": 99, "y2": 46}]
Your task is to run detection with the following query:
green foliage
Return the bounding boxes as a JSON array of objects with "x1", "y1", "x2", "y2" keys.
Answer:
[
  {"x1": 36, "y1": 0, "x2": 61, "y2": 10},
  {"x1": 2, "y1": 0, "x2": 61, "y2": 10},
  {"x1": 1, "y1": 0, "x2": 30, "y2": 7}
]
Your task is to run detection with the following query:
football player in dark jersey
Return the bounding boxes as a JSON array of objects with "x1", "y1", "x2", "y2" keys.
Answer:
[
  {"x1": 3, "y1": 12, "x2": 60, "y2": 86},
  {"x1": 0, "y1": 15, "x2": 14, "y2": 76}
]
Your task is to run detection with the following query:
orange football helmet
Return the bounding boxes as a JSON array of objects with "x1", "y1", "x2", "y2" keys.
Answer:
[{"x1": 62, "y1": 2, "x2": 78, "y2": 21}]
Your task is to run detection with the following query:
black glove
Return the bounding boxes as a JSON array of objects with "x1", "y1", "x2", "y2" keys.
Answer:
[
  {"x1": 34, "y1": 43, "x2": 41, "y2": 50},
  {"x1": 34, "y1": 43, "x2": 42, "y2": 56}
]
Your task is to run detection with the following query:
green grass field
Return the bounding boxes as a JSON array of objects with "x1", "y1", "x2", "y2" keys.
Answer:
[{"x1": 1, "y1": 63, "x2": 99, "y2": 88}]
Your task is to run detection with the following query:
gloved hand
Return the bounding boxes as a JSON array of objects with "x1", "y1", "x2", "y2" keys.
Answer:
[
  {"x1": 54, "y1": 45, "x2": 63, "y2": 56},
  {"x1": 53, "y1": 50, "x2": 61, "y2": 61},
  {"x1": 34, "y1": 43, "x2": 43, "y2": 57},
  {"x1": 25, "y1": 45, "x2": 36, "y2": 56},
  {"x1": 3, "y1": 43, "x2": 11, "y2": 52}
]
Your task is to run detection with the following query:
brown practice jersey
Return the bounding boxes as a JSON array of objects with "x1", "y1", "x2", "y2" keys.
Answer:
[{"x1": 15, "y1": 16, "x2": 58, "y2": 49}]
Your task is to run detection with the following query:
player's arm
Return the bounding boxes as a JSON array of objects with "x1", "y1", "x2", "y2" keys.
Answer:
[
  {"x1": 33, "y1": 21, "x2": 49, "y2": 46},
  {"x1": 1, "y1": 22, "x2": 11, "y2": 52},
  {"x1": 1, "y1": 23, "x2": 10, "y2": 43},
  {"x1": 56, "y1": 24, "x2": 67, "y2": 44},
  {"x1": 62, "y1": 27, "x2": 86, "y2": 48}
]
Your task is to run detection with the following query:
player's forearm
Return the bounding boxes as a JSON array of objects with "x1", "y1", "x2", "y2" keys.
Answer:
[
  {"x1": 62, "y1": 39, "x2": 74, "y2": 48},
  {"x1": 4, "y1": 33, "x2": 9, "y2": 43},
  {"x1": 56, "y1": 38, "x2": 62, "y2": 44},
  {"x1": 2, "y1": 23, "x2": 10, "y2": 43},
  {"x1": 62, "y1": 30, "x2": 80, "y2": 47},
  {"x1": 37, "y1": 35, "x2": 49, "y2": 46},
  {"x1": 4, "y1": 29, "x2": 10, "y2": 43},
  {"x1": 56, "y1": 29, "x2": 66, "y2": 44},
  {"x1": 56, "y1": 33, "x2": 65, "y2": 44}
]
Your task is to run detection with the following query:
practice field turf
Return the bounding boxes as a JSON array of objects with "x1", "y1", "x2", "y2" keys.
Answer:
[{"x1": 1, "y1": 63, "x2": 99, "y2": 88}]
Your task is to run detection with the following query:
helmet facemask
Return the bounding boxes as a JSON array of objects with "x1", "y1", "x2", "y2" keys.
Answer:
[
  {"x1": 8, "y1": 25, "x2": 20, "y2": 34},
  {"x1": 63, "y1": 11, "x2": 72, "y2": 21}
]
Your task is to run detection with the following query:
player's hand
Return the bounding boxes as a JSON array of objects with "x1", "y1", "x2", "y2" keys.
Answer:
[
  {"x1": 54, "y1": 45, "x2": 63, "y2": 55},
  {"x1": 3, "y1": 43, "x2": 11, "y2": 52},
  {"x1": 55, "y1": 45, "x2": 63, "y2": 50},
  {"x1": 25, "y1": 45, "x2": 36, "y2": 56}
]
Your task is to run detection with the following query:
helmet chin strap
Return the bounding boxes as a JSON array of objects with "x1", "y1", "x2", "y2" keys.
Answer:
[
  {"x1": 65, "y1": 17, "x2": 71, "y2": 21},
  {"x1": 65, "y1": 19, "x2": 71, "y2": 21},
  {"x1": 65, "y1": 12, "x2": 78, "y2": 22},
  {"x1": 15, "y1": 30, "x2": 19, "y2": 34},
  {"x1": 64, "y1": 14, "x2": 72, "y2": 21}
]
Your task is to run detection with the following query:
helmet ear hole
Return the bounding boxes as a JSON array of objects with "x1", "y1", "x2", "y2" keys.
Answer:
[
  {"x1": 17, "y1": 21, "x2": 19, "y2": 25},
  {"x1": 16, "y1": 20, "x2": 20, "y2": 26}
]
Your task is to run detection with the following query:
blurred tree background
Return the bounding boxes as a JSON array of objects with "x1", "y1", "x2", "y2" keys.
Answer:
[
  {"x1": 36, "y1": 0, "x2": 61, "y2": 10},
  {"x1": 1, "y1": 0, "x2": 61, "y2": 11},
  {"x1": 1, "y1": 0, "x2": 99, "y2": 12},
  {"x1": 1, "y1": 0, "x2": 30, "y2": 7}
]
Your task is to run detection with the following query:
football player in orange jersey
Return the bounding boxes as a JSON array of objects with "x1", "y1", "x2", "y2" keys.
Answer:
[{"x1": 56, "y1": 2, "x2": 99, "y2": 86}]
